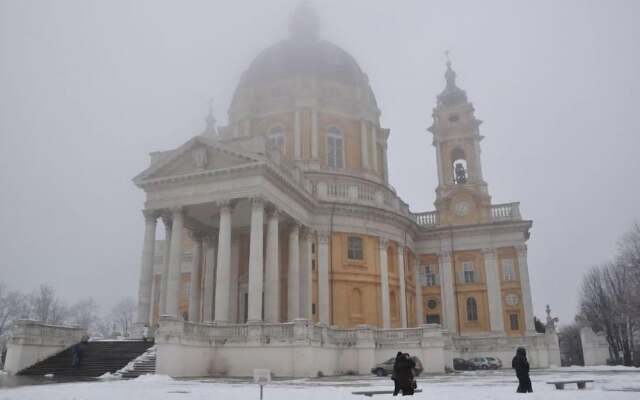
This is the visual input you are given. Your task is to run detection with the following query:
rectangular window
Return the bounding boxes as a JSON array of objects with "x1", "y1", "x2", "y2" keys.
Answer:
[
  {"x1": 312, "y1": 259, "x2": 316, "y2": 271},
  {"x1": 426, "y1": 314, "x2": 441, "y2": 324},
  {"x1": 267, "y1": 134, "x2": 285, "y2": 153},
  {"x1": 312, "y1": 303, "x2": 316, "y2": 315},
  {"x1": 463, "y1": 262, "x2": 475, "y2": 283},
  {"x1": 328, "y1": 135, "x2": 344, "y2": 168},
  {"x1": 510, "y1": 313, "x2": 519, "y2": 330},
  {"x1": 423, "y1": 265, "x2": 437, "y2": 286},
  {"x1": 502, "y1": 259, "x2": 515, "y2": 281},
  {"x1": 347, "y1": 236, "x2": 364, "y2": 260}
]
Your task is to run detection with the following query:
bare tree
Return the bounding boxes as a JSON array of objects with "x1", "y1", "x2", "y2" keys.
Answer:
[
  {"x1": 69, "y1": 298, "x2": 100, "y2": 331},
  {"x1": 110, "y1": 297, "x2": 136, "y2": 337},
  {"x1": 0, "y1": 284, "x2": 29, "y2": 338},
  {"x1": 29, "y1": 284, "x2": 69, "y2": 324}
]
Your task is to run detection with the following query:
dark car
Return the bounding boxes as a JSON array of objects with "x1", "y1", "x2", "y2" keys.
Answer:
[
  {"x1": 453, "y1": 358, "x2": 476, "y2": 371},
  {"x1": 371, "y1": 356, "x2": 423, "y2": 377}
]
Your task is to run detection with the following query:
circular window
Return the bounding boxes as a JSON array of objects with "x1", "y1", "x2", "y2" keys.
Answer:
[
  {"x1": 427, "y1": 299, "x2": 438, "y2": 310},
  {"x1": 506, "y1": 294, "x2": 519, "y2": 306}
]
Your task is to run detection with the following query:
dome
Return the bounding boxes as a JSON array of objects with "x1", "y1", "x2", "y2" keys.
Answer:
[
  {"x1": 237, "y1": 39, "x2": 370, "y2": 90},
  {"x1": 231, "y1": 3, "x2": 377, "y2": 110}
]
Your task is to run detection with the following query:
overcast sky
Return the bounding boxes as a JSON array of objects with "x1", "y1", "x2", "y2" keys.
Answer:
[{"x1": 1, "y1": 0, "x2": 639, "y2": 324}]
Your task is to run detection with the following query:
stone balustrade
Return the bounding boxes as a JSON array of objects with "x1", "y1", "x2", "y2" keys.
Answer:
[
  {"x1": 412, "y1": 210, "x2": 439, "y2": 226},
  {"x1": 491, "y1": 202, "x2": 521, "y2": 221},
  {"x1": 312, "y1": 175, "x2": 411, "y2": 217},
  {"x1": 155, "y1": 317, "x2": 445, "y2": 348}
]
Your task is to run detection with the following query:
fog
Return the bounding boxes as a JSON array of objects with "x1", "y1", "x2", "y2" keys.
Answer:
[{"x1": 1, "y1": 0, "x2": 638, "y2": 324}]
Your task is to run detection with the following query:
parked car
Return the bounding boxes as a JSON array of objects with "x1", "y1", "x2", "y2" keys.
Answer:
[
  {"x1": 371, "y1": 356, "x2": 423, "y2": 377},
  {"x1": 486, "y1": 356, "x2": 502, "y2": 369},
  {"x1": 453, "y1": 358, "x2": 476, "y2": 371},
  {"x1": 468, "y1": 357, "x2": 493, "y2": 370}
]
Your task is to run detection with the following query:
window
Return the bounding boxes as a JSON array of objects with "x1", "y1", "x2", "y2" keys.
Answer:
[
  {"x1": 502, "y1": 259, "x2": 515, "y2": 281},
  {"x1": 427, "y1": 299, "x2": 438, "y2": 310},
  {"x1": 347, "y1": 236, "x2": 363, "y2": 260},
  {"x1": 423, "y1": 265, "x2": 437, "y2": 286},
  {"x1": 312, "y1": 303, "x2": 316, "y2": 315},
  {"x1": 466, "y1": 297, "x2": 478, "y2": 322},
  {"x1": 267, "y1": 126, "x2": 285, "y2": 153},
  {"x1": 426, "y1": 314, "x2": 441, "y2": 324},
  {"x1": 510, "y1": 313, "x2": 519, "y2": 330},
  {"x1": 312, "y1": 259, "x2": 316, "y2": 271},
  {"x1": 327, "y1": 127, "x2": 344, "y2": 168},
  {"x1": 463, "y1": 262, "x2": 475, "y2": 283}
]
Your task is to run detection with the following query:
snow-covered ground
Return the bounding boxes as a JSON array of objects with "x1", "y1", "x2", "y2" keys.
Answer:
[{"x1": 0, "y1": 367, "x2": 638, "y2": 400}]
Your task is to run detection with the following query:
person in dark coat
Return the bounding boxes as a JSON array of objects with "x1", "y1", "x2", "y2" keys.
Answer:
[
  {"x1": 512, "y1": 347, "x2": 533, "y2": 393},
  {"x1": 71, "y1": 343, "x2": 83, "y2": 367},
  {"x1": 392, "y1": 352, "x2": 403, "y2": 396},
  {"x1": 393, "y1": 353, "x2": 416, "y2": 396}
]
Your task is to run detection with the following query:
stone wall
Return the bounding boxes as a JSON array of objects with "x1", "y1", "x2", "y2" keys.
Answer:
[
  {"x1": 4, "y1": 320, "x2": 86, "y2": 374},
  {"x1": 153, "y1": 317, "x2": 559, "y2": 377}
]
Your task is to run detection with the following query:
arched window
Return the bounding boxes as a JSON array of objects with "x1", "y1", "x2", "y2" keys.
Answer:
[
  {"x1": 351, "y1": 288, "x2": 363, "y2": 317},
  {"x1": 267, "y1": 125, "x2": 285, "y2": 153},
  {"x1": 327, "y1": 127, "x2": 344, "y2": 168},
  {"x1": 451, "y1": 148, "x2": 468, "y2": 184},
  {"x1": 466, "y1": 297, "x2": 478, "y2": 322}
]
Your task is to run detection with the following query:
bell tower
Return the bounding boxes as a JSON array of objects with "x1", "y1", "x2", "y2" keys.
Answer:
[{"x1": 428, "y1": 61, "x2": 492, "y2": 225}]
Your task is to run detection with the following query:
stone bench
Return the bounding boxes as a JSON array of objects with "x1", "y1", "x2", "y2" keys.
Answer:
[
  {"x1": 352, "y1": 389, "x2": 423, "y2": 397},
  {"x1": 546, "y1": 380, "x2": 594, "y2": 390}
]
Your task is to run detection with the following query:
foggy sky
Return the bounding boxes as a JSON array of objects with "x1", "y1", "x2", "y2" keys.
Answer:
[{"x1": 1, "y1": 0, "x2": 639, "y2": 325}]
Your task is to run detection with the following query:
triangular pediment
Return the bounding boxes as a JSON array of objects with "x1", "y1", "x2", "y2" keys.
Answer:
[{"x1": 133, "y1": 136, "x2": 263, "y2": 184}]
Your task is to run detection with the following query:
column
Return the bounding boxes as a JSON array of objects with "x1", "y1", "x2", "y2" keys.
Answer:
[
  {"x1": 188, "y1": 232, "x2": 203, "y2": 322},
  {"x1": 202, "y1": 236, "x2": 216, "y2": 322},
  {"x1": 414, "y1": 255, "x2": 424, "y2": 326},
  {"x1": 379, "y1": 238, "x2": 390, "y2": 329},
  {"x1": 397, "y1": 245, "x2": 408, "y2": 328},
  {"x1": 294, "y1": 109, "x2": 301, "y2": 160},
  {"x1": 360, "y1": 120, "x2": 369, "y2": 169},
  {"x1": 247, "y1": 198, "x2": 265, "y2": 323},
  {"x1": 214, "y1": 201, "x2": 232, "y2": 323},
  {"x1": 136, "y1": 210, "x2": 157, "y2": 327},
  {"x1": 264, "y1": 208, "x2": 280, "y2": 322},
  {"x1": 300, "y1": 228, "x2": 313, "y2": 319},
  {"x1": 370, "y1": 125, "x2": 378, "y2": 172},
  {"x1": 311, "y1": 109, "x2": 319, "y2": 160},
  {"x1": 439, "y1": 251, "x2": 457, "y2": 333},
  {"x1": 159, "y1": 216, "x2": 172, "y2": 315},
  {"x1": 166, "y1": 207, "x2": 184, "y2": 318},
  {"x1": 317, "y1": 231, "x2": 330, "y2": 325},
  {"x1": 287, "y1": 223, "x2": 300, "y2": 320},
  {"x1": 382, "y1": 144, "x2": 389, "y2": 182},
  {"x1": 483, "y1": 248, "x2": 504, "y2": 332},
  {"x1": 229, "y1": 237, "x2": 240, "y2": 322},
  {"x1": 516, "y1": 245, "x2": 535, "y2": 332}
]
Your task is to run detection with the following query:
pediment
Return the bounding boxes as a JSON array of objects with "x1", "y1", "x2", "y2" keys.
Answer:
[{"x1": 134, "y1": 136, "x2": 263, "y2": 184}]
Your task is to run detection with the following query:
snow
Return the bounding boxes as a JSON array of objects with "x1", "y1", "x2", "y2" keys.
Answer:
[{"x1": 0, "y1": 368, "x2": 638, "y2": 400}]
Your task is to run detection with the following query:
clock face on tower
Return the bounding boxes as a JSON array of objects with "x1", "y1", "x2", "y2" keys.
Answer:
[{"x1": 454, "y1": 200, "x2": 471, "y2": 217}]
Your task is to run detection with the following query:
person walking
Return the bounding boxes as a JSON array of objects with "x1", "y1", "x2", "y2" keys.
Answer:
[
  {"x1": 142, "y1": 324, "x2": 149, "y2": 342},
  {"x1": 512, "y1": 347, "x2": 533, "y2": 393}
]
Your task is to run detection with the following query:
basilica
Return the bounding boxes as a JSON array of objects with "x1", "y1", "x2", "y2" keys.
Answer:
[{"x1": 131, "y1": 5, "x2": 560, "y2": 377}]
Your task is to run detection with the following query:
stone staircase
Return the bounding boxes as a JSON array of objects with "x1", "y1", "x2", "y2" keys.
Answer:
[
  {"x1": 118, "y1": 345, "x2": 157, "y2": 378},
  {"x1": 18, "y1": 340, "x2": 154, "y2": 378}
]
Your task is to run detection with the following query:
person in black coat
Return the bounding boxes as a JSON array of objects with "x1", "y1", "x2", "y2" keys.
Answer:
[
  {"x1": 392, "y1": 352, "x2": 403, "y2": 396},
  {"x1": 512, "y1": 347, "x2": 533, "y2": 393},
  {"x1": 393, "y1": 353, "x2": 416, "y2": 396}
]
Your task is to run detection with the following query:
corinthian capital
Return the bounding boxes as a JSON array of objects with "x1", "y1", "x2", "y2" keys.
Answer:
[
  {"x1": 379, "y1": 237, "x2": 389, "y2": 250},
  {"x1": 142, "y1": 209, "x2": 159, "y2": 223}
]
